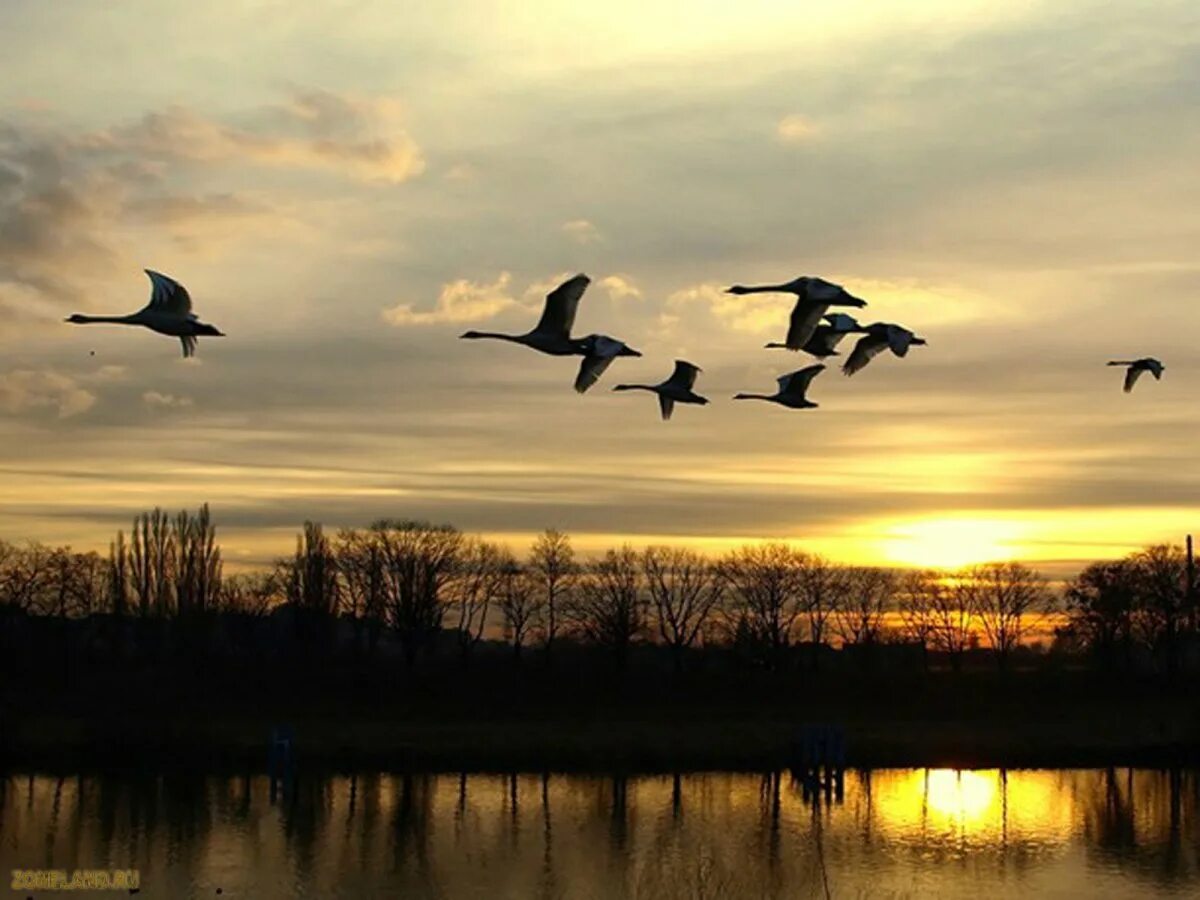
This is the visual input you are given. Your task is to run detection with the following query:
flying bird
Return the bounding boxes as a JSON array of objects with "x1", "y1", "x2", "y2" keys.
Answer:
[
  {"x1": 842, "y1": 322, "x2": 927, "y2": 376},
  {"x1": 65, "y1": 270, "x2": 224, "y2": 358},
  {"x1": 734, "y1": 364, "x2": 826, "y2": 409},
  {"x1": 1107, "y1": 357, "x2": 1164, "y2": 393},
  {"x1": 460, "y1": 273, "x2": 640, "y2": 392},
  {"x1": 613, "y1": 360, "x2": 709, "y2": 420},
  {"x1": 727, "y1": 276, "x2": 868, "y2": 352},
  {"x1": 768, "y1": 312, "x2": 869, "y2": 358}
]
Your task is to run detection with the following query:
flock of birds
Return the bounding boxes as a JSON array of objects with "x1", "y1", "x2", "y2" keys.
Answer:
[{"x1": 65, "y1": 270, "x2": 1165, "y2": 418}]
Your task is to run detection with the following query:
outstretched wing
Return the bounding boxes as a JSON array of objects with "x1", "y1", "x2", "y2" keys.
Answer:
[
  {"x1": 785, "y1": 300, "x2": 825, "y2": 349},
  {"x1": 778, "y1": 364, "x2": 825, "y2": 397},
  {"x1": 885, "y1": 325, "x2": 915, "y2": 357},
  {"x1": 822, "y1": 313, "x2": 861, "y2": 332},
  {"x1": 804, "y1": 278, "x2": 844, "y2": 301},
  {"x1": 659, "y1": 394, "x2": 675, "y2": 421},
  {"x1": 1124, "y1": 366, "x2": 1143, "y2": 393},
  {"x1": 665, "y1": 360, "x2": 700, "y2": 391},
  {"x1": 843, "y1": 333, "x2": 888, "y2": 376},
  {"x1": 534, "y1": 274, "x2": 589, "y2": 338},
  {"x1": 144, "y1": 270, "x2": 193, "y2": 317},
  {"x1": 573, "y1": 336, "x2": 626, "y2": 393}
]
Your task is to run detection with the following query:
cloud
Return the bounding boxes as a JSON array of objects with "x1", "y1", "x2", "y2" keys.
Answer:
[
  {"x1": 561, "y1": 218, "x2": 602, "y2": 244},
  {"x1": 382, "y1": 271, "x2": 518, "y2": 325},
  {"x1": 0, "y1": 369, "x2": 96, "y2": 418},
  {"x1": 142, "y1": 391, "x2": 193, "y2": 409},
  {"x1": 598, "y1": 274, "x2": 642, "y2": 302},
  {"x1": 665, "y1": 282, "x2": 782, "y2": 334},
  {"x1": 83, "y1": 88, "x2": 425, "y2": 184},
  {"x1": 776, "y1": 113, "x2": 820, "y2": 142}
]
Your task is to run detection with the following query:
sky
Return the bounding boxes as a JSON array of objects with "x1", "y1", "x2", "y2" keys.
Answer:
[{"x1": 0, "y1": 0, "x2": 1198, "y2": 575}]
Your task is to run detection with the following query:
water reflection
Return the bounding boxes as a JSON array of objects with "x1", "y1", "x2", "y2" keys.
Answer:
[{"x1": 1, "y1": 769, "x2": 1198, "y2": 898}]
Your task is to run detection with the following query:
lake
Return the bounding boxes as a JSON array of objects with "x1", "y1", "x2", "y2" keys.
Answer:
[{"x1": 2, "y1": 768, "x2": 1197, "y2": 898}]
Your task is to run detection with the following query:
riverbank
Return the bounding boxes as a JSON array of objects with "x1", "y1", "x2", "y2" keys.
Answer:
[{"x1": 6, "y1": 708, "x2": 1200, "y2": 773}]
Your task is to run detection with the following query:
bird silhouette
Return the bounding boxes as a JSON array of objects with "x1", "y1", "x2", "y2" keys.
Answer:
[
  {"x1": 842, "y1": 322, "x2": 926, "y2": 376},
  {"x1": 726, "y1": 276, "x2": 868, "y2": 352},
  {"x1": 734, "y1": 364, "x2": 826, "y2": 409},
  {"x1": 768, "y1": 312, "x2": 869, "y2": 358},
  {"x1": 613, "y1": 360, "x2": 709, "y2": 420},
  {"x1": 460, "y1": 273, "x2": 641, "y2": 392},
  {"x1": 1107, "y1": 357, "x2": 1164, "y2": 393},
  {"x1": 66, "y1": 270, "x2": 224, "y2": 358}
]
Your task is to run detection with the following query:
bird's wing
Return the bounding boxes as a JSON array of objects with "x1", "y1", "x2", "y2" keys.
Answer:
[
  {"x1": 534, "y1": 274, "x2": 589, "y2": 338},
  {"x1": 665, "y1": 360, "x2": 700, "y2": 390},
  {"x1": 180, "y1": 335, "x2": 197, "y2": 358},
  {"x1": 843, "y1": 333, "x2": 888, "y2": 376},
  {"x1": 659, "y1": 394, "x2": 675, "y2": 421},
  {"x1": 779, "y1": 364, "x2": 825, "y2": 396},
  {"x1": 1124, "y1": 366, "x2": 1143, "y2": 393},
  {"x1": 804, "y1": 278, "x2": 844, "y2": 301},
  {"x1": 822, "y1": 313, "x2": 860, "y2": 332},
  {"x1": 574, "y1": 353, "x2": 614, "y2": 394},
  {"x1": 885, "y1": 325, "x2": 915, "y2": 357},
  {"x1": 144, "y1": 270, "x2": 193, "y2": 317},
  {"x1": 785, "y1": 301, "x2": 825, "y2": 349}
]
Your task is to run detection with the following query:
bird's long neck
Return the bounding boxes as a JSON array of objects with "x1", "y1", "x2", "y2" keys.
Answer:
[
  {"x1": 613, "y1": 384, "x2": 655, "y2": 392},
  {"x1": 764, "y1": 342, "x2": 790, "y2": 349},
  {"x1": 463, "y1": 331, "x2": 521, "y2": 342},
  {"x1": 732, "y1": 284, "x2": 789, "y2": 294},
  {"x1": 70, "y1": 314, "x2": 138, "y2": 325},
  {"x1": 734, "y1": 393, "x2": 773, "y2": 401}
]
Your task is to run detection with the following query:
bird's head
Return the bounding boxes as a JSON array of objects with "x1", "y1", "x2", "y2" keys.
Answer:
[
  {"x1": 725, "y1": 285, "x2": 749, "y2": 295},
  {"x1": 65, "y1": 314, "x2": 88, "y2": 324},
  {"x1": 459, "y1": 330, "x2": 483, "y2": 339}
]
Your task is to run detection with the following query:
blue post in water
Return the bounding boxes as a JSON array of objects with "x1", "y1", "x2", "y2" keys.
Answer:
[{"x1": 269, "y1": 724, "x2": 296, "y2": 803}]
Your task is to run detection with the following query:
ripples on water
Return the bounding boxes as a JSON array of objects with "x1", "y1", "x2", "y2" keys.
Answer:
[{"x1": 1, "y1": 768, "x2": 1198, "y2": 899}]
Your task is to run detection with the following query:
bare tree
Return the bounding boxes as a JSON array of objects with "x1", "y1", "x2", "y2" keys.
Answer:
[
  {"x1": 717, "y1": 543, "x2": 806, "y2": 668},
  {"x1": 642, "y1": 546, "x2": 723, "y2": 672},
  {"x1": 497, "y1": 561, "x2": 542, "y2": 660},
  {"x1": 927, "y1": 574, "x2": 974, "y2": 672},
  {"x1": 108, "y1": 531, "x2": 130, "y2": 617},
  {"x1": 218, "y1": 571, "x2": 283, "y2": 615},
  {"x1": 130, "y1": 508, "x2": 174, "y2": 617},
  {"x1": 0, "y1": 541, "x2": 56, "y2": 612},
  {"x1": 448, "y1": 539, "x2": 508, "y2": 662},
  {"x1": 371, "y1": 519, "x2": 463, "y2": 666},
  {"x1": 287, "y1": 521, "x2": 340, "y2": 615},
  {"x1": 963, "y1": 561, "x2": 1050, "y2": 670},
  {"x1": 1130, "y1": 543, "x2": 1188, "y2": 675},
  {"x1": 569, "y1": 546, "x2": 647, "y2": 669},
  {"x1": 1063, "y1": 559, "x2": 1138, "y2": 671},
  {"x1": 834, "y1": 567, "x2": 896, "y2": 647},
  {"x1": 896, "y1": 569, "x2": 942, "y2": 669},
  {"x1": 174, "y1": 504, "x2": 222, "y2": 616},
  {"x1": 335, "y1": 528, "x2": 388, "y2": 656},
  {"x1": 529, "y1": 529, "x2": 576, "y2": 657}
]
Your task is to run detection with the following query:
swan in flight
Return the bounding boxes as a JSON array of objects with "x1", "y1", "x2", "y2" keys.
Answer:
[
  {"x1": 727, "y1": 276, "x2": 867, "y2": 352},
  {"x1": 768, "y1": 312, "x2": 869, "y2": 358},
  {"x1": 65, "y1": 270, "x2": 224, "y2": 358},
  {"x1": 460, "y1": 273, "x2": 640, "y2": 392},
  {"x1": 734, "y1": 364, "x2": 825, "y2": 409},
  {"x1": 842, "y1": 322, "x2": 927, "y2": 376},
  {"x1": 613, "y1": 360, "x2": 709, "y2": 420},
  {"x1": 1107, "y1": 357, "x2": 1164, "y2": 393}
]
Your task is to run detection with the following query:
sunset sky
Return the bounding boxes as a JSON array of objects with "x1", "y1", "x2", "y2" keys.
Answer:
[{"x1": 0, "y1": 0, "x2": 1197, "y2": 575}]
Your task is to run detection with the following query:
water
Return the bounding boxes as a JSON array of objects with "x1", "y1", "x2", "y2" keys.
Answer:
[{"x1": 2, "y1": 768, "x2": 1198, "y2": 899}]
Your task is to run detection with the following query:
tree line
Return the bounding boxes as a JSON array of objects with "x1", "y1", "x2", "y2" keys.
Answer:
[{"x1": 0, "y1": 506, "x2": 1195, "y2": 673}]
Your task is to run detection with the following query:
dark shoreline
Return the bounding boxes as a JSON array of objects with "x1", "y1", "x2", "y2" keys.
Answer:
[{"x1": 6, "y1": 713, "x2": 1200, "y2": 774}]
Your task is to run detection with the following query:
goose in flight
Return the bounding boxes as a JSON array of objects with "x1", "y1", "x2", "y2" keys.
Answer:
[
  {"x1": 727, "y1": 276, "x2": 868, "y2": 352},
  {"x1": 1107, "y1": 357, "x2": 1164, "y2": 393},
  {"x1": 460, "y1": 273, "x2": 641, "y2": 392},
  {"x1": 65, "y1": 270, "x2": 224, "y2": 358},
  {"x1": 613, "y1": 360, "x2": 709, "y2": 420},
  {"x1": 734, "y1": 364, "x2": 825, "y2": 409},
  {"x1": 842, "y1": 322, "x2": 927, "y2": 376}
]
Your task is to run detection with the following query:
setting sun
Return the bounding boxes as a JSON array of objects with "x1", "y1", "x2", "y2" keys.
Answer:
[{"x1": 878, "y1": 517, "x2": 1025, "y2": 569}]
